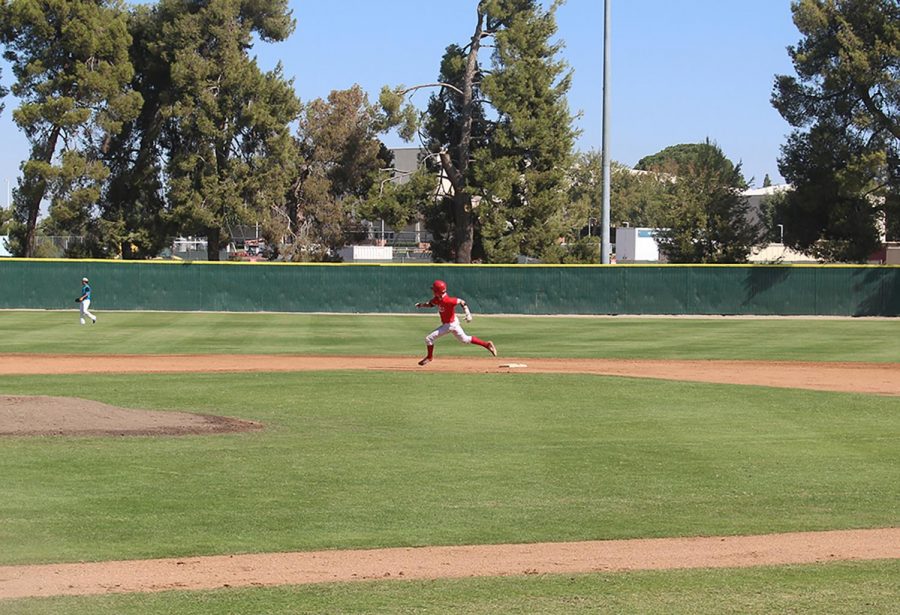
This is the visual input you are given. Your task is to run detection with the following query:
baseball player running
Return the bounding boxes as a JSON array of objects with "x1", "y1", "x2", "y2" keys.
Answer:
[
  {"x1": 76, "y1": 276, "x2": 97, "y2": 325},
  {"x1": 415, "y1": 279, "x2": 496, "y2": 366}
]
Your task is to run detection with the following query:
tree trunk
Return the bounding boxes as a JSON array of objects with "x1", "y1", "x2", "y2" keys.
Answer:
[
  {"x1": 21, "y1": 178, "x2": 42, "y2": 259},
  {"x1": 206, "y1": 227, "x2": 221, "y2": 261},
  {"x1": 439, "y1": 151, "x2": 475, "y2": 263},
  {"x1": 445, "y1": 9, "x2": 485, "y2": 263},
  {"x1": 453, "y1": 192, "x2": 474, "y2": 263}
]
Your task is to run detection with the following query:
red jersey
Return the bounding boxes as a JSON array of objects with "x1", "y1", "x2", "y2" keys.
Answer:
[{"x1": 428, "y1": 294, "x2": 460, "y2": 324}]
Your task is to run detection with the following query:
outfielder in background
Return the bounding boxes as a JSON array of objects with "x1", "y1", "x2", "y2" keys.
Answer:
[
  {"x1": 415, "y1": 279, "x2": 496, "y2": 366},
  {"x1": 76, "y1": 276, "x2": 97, "y2": 325}
]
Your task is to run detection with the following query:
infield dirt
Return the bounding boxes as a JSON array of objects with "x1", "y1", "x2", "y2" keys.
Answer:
[{"x1": 2, "y1": 353, "x2": 900, "y2": 395}]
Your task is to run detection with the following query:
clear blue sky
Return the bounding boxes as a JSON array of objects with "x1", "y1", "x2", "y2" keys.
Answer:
[{"x1": 0, "y1": 0, "x2": 801, "y2": 208}]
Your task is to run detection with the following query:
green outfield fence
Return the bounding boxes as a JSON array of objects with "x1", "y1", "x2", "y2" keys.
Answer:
[{"x1": 1, "y1": 259, "x2": 899, "y2": 316}]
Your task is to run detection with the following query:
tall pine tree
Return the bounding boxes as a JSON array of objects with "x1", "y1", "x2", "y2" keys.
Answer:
[
  {"x1": 380, "y1": 0, "x2": 575, "y2": 263},
  {"x1": 158, "y1": 0, "x2": 299, "y2": 260},
  {"x1": 90, "y1": 2, "x2": 172, "y2": 259},
  {"x1": 772, "y1": 0, "x2": 899, "y2": 262},
  {"x1": 476, "y1": 0, "x2": 576, "y2": 263},
  {"x1": 418, "y1": 39, "x2": 491, "y2": 262}
]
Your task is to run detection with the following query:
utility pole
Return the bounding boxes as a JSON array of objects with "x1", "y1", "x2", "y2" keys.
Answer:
[{"x1": 600, "y1": 0, "x2": 612, "y2": 264}]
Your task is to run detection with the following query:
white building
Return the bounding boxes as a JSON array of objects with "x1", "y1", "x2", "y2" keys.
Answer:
[{"x1": 615, "y1": 227, "x2": 664, "y2": 263}]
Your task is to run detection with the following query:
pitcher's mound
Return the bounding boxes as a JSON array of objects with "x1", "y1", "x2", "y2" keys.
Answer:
[{"x1": 0, "y1": 395, "x2": 261, "y2": 437}]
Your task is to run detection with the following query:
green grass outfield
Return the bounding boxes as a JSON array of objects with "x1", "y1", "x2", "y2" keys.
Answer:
[
  {"x1": 0, "y1": 311, "x2": 897, "y2": 614},
  {"x1": 1, "y1": 310, "x2": 899, "y2": 361}
]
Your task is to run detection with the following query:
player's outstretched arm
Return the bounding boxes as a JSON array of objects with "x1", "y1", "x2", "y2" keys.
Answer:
[{"x1": 458, "y1": 299, "x2": 472, "y2": 321}]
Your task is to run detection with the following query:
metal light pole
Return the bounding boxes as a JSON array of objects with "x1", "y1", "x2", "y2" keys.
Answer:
[{"x1": 600, "y1": 0, "x2": 612, "y2": 264}]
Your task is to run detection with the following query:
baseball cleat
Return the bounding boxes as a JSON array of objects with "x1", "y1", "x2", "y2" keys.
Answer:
[
  {"x1": 487, "y1": 341, "x2": 497, "y2": 357},
  {"x1": 418, "y1": 357, "x2": 431, "y2": 366}
]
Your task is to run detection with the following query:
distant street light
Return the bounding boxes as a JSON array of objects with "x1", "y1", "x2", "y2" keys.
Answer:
[{"x1": 777, "y1": 224, "x2": 784, "y2": 244}]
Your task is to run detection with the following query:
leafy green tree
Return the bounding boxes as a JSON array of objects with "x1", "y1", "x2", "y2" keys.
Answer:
[
  {"x1": 772, "y1": 0, "x2": 899, "y2": 262},
  {"x1": 610, "y1": 168, "x2": 670, "y2": 229},
  {"x1": 642, "y1": 142, "x2": 764, "y2": 263},
  {"x1": 757, "y1": 187, "x2": 789, "y2": 244},
  {"x1": 380, "y1": 0, "x2": 576, "y2": 263},
  {"x1": 159, "y1": 0, "x2": 299, "y2": 261},
  {"x1": 0, "y1": 204, "x2": 12, "y2": 234},
  {"x1": 363, "y1": 166, "x2": 438, "y2": 249},
  {"x1": 568, "y1": 150, "x2": 669, "y2": 233},
  {"x1": 281, "y1": 86, "x2": 391, "y2": 261},
  {"x1": 1, "y1": 0, "x2": 142, "y2": 257},
  {"x1": 559, "y1": 151, "x2": 602, "y2": 261}
]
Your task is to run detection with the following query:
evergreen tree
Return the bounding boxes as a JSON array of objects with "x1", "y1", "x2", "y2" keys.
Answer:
[
  {"x1": 380, "y1": 0, "x2": 576, "y2": 263},
  {"x1": 772, "y1": 0, "x2": 899, "y2": 262},
  {"x1": 642, "y1": 142, "x2": 764, "y2": 263},
  {"x1": 1, "y1": 0, "x2": 142, "y2": 257},
  {"x1": 476, "y1": 0, "x2": 576, "y2": 263},
  {"x1": 378, "y1": 6, "x2": 493, "y2": 263},
  {"x1": 83, "y1": 2, "x2": 171, "y2": 259},
  {"x1": 158, "y1": 0, "x2": 299, "y2": 261},
  {"x1": 636, "y1": 143, "x2": 749, "y2": 189},
  {"x1": 418, "y1": 41, "x2": 492, "y2": 262}
]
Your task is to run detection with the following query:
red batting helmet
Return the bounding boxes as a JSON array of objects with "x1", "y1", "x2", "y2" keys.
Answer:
[{"x1": 432, "y1": 279, "x2": 447, "y2": 295}]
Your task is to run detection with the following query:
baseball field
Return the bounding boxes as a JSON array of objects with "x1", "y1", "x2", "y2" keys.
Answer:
[{"x1": 0, "y1": 311, "x2": 898, "y2": 614}]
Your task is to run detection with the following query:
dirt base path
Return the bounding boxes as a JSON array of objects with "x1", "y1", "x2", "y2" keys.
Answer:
[
  {"x1": 1, "y1": 354, "x2": 898, "y2": 599},
  {"x1": 2, "y1": 353, "x2": 900, "y2": 395},
  {"x1": 1, "y1": 528, "x2": 898, "y2": 600}
]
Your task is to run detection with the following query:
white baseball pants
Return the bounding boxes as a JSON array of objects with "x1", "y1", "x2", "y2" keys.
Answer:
[
  {"x1": 80, "y1": 299, "x2": 96, "y2": 324},
  {"x1": 425, "y1": 319, "x2": 471, "y2": 346}
]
